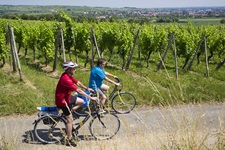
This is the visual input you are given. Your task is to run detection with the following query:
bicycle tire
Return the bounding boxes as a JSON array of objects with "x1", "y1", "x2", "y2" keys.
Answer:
[
  {"x1": 89, "y1": 113, "x2": 120, "y2": 140},
  {"x1": 111, "y1": 91, "x2": 136, "y2": 114},
  {"x1": 33, "y1": 115, "x2": 67, "y2": 144}
]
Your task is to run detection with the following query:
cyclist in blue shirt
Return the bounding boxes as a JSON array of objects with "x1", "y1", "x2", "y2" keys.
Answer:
[{"x1": 89, "y1": 58, "x2": 119, "y2": 112}]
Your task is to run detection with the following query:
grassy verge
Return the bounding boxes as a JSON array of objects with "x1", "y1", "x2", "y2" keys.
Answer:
[
  {"x1": 0, "y1": 48, "x2": 225, "y2": 116},
  {"x1": 0, "y1": 136, "x2": 19, "y2": 150}
]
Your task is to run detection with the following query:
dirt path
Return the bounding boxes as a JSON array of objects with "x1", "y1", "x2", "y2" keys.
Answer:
[{"x1": 0, "y1": 104, "x2": 224, "y2": 150}]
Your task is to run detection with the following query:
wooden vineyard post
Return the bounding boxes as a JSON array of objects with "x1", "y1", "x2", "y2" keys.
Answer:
[
  {"x1": 91, "y1": 27, "x2": 101, "y2": 59},
  {"x1": 157, "y1": 32, "x2": 174, "y2": 71},
  {"x1": 173, "y1": 34, "x2": 178, "y2": 79},
  {"x1": 53, "y1": 26, "x2": 61, "y2": 72},
  {"x1": 60, "y1": 28, "x2": 66, "y2": 63},
  {"x1": 8, "y1": 25, "x2": 23, "y2": 82},
  {"x1": 125, "y1": 29, "x2": 140, "y2": 71},
  {"x1": 187, "y1": 37, "x2": 204, "y2": 71},
  {"x1": 90, "y1": 28, "x2": 94, "y2": 69},
  {"x1": 8, "y1": 24, "x2": 16, "y2": 72},
  {"x1": 204, "y1": 36, "x2": 209, "y2": 77}
]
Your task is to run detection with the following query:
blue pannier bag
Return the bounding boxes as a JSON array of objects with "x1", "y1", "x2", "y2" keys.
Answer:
[
  {"x1": 37, "y1": 106, "x2": 58, "y2": 111},
  {"x1": 77, "y1": 90, "x2": 90, "y2": 107},
  {"x1": 36, "y1": 106, "x2": 58, "y2": 124},
  {"x1": 37, "y1": 106, "x2": 58, "y2": 117}
]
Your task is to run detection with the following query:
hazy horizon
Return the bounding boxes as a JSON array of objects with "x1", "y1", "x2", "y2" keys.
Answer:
[{"x1": 0, "y1": 0, "x2": 225, "y2": 8}]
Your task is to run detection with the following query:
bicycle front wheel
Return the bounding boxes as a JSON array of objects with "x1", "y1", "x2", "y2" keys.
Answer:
[
  {"x1": 111, "y1": 91, "x2": 136, "y2": 114},
  {"x1": 33, "y1": 115, "x2": 66, "y2": 144},
  {"x1": 89, "y1": 113, "x2": 120, "y2": 140}
]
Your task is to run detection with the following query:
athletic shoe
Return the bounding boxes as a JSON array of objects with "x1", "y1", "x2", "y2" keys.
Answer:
[
  {"x1": 68, "y1": 138, "x2": 78, "y2": 145},
  {"x1": 61, "y1": 137, "x2": 77, "y2": 146},
  {"x1": 99, "y1": 109, "x2": 106, "y2": 114},
  {"x1": 72, "y1": 136, "x2": 81, "y2": 142}
]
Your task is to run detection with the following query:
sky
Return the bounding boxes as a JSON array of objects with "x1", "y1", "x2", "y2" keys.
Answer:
[{"x1": 0, "y1": 0, "x2": 225, "y2": 8}]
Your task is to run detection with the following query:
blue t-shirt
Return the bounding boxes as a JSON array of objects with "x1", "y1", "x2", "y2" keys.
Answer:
[{"x1": 89, "y1": 66, "x2": 105, "y2": 89}]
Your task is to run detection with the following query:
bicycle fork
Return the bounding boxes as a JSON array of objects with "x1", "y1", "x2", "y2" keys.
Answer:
[
  {"x1": 117, "y1": 91, "x2": 125, "y2": 104},
  {"x1": 97, "y1": 114, "x2": 106, "y2": 128}
]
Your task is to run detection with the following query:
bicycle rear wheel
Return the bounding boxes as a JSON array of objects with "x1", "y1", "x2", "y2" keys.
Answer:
[
  {"x1": 111, "y1": 91, "x2": 136, "y2": 114},
  {"x1": 33, "y1": 115, "x2": 66, "y2": 144},
  {"x1": 89, "y1": 113, "x2": 120, "y2": 140}
]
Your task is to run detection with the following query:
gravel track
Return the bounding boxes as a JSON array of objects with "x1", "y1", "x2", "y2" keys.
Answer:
[{"x1": 0, "y1": 104, "x2": 224, "y2": 150}]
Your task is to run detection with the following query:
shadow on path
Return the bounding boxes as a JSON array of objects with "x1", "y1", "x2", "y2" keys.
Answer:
[{"x1": 22, "y1": 130, "x2": 96, "y2": 146}]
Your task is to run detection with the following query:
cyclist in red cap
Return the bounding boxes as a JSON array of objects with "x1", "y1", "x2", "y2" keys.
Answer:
[{"x1": 55, "y1": 61, "x2": 98, "y2": 145}]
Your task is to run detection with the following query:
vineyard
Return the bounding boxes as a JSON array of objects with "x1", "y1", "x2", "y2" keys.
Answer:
[
  {"x1": 1, "y1": 13, "x2": 225, "y2": 72},
  {"x1": 0, "y1": 12, "x2": 225, "y2": 112}
]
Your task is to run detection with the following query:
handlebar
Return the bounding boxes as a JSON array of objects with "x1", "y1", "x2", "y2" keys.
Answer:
[
  {"x1": 90, "y1": 90, "x2": 97, "y2": 97},
  {"x1": 114, "y1": 77, "x2": 123, "y2": 90},
  {"x1": 114, "y1": 77, "x2": 121, "y2": 84}
]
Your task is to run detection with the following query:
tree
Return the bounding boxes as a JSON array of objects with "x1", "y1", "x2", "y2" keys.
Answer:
[{"x1": 220, "y1": 19, "x2": 225, "y2": 24}]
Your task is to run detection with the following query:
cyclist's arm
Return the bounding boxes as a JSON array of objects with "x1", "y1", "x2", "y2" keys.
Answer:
[
  {"x1": 105, "y1": 71, "x2": 117, "y2": 78},
  {"x1": 76, "y1": 81, "x2": 94, "y2": 93},
  {"x1": 105, "y1": 77, "x2": 119, "y2": 86},
  {"x1": 76, "y1": 81, "x2": 88, "y2": 90},
  {"x1": 76, "y1": 89, "x2": 97, "y2": 101}
]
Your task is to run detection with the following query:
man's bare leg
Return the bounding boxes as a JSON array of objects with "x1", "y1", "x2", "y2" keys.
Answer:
[{"x1": 71, "y1": 97, "x2": 84, "y2": 112}]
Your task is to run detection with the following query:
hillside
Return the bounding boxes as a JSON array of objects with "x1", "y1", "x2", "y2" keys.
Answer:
[
  {"x1": 1, "y1": 50, "x2": 225, "y2": 116},
  {"x1": 0, "y1": 5, "x2": 225, "y2": 24}
]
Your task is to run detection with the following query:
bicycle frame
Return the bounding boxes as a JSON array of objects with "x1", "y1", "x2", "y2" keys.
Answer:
[
  {"x1": 72, "y1": 101, "x2": 104, "y2": 134},
  {"x1": 72, "y1": 112, "x2": 107, "y2": 134},
  {"x1": 72, "y1": 113, "x2": 91, "y2": 132}
]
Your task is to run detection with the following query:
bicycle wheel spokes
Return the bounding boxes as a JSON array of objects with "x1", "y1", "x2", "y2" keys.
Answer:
[
  {"x1": 34, "y1": 115, "x2": 66, "y2": 144},
  {"x1": 89, "y1": 113, "x2": 120, "y2": 140},
  {"x1": 112, "y1": 92, "x2": 136, "y2": 114}
]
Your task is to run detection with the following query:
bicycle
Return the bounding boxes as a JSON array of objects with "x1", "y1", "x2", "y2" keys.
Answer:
[
  {"x1": 104, "y1": 77, "x2": 137, "y2": 114},
  {"x1": 33, "y1": 93, "x2": 121, "y2": 144}
]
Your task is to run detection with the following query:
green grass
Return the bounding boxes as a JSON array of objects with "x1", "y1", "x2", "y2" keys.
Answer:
[
  {"x1": 153, "y1": 18, "x2": 223, "y2": 26},
  {"x1": 1, "y1": 51, "x2": 225, "y2": 149},
  {"x1": 0, "y1": 47, "x2": 225, "y2": 116},
  {"x1": 187, "y1": 18, "x2": 223, "y2": 25}
]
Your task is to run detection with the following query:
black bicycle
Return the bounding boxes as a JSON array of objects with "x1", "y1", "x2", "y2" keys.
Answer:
[
  {"x1": 105, "y1": 77, "x2": 136, "y2": 114},
  {"x1": 33, "y1": 96, "x2": 121, "y2": 144}
]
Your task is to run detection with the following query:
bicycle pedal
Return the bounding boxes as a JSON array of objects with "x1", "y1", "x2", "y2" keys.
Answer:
[
  {"x1": 72, "y1": 136, "x2": 81, "y2": 142},
  {"x1": 60, "y1": 137, "x2": 68, "y2": 145},
  {"x1": 74, "y1": 123, "x2": 80, "y2": 126}
]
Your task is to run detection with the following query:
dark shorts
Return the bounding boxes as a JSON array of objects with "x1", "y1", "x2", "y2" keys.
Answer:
[{"x1": 57, "y1": 95, "x2": 77, "y2": 116}]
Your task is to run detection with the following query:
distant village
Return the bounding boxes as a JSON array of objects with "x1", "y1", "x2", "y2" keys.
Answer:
[
  {"x1": 90, "y1": 7, "x2": 225, "y2": 19},
  {"x1": 0, "y1": 5, "x2": 225, "y2": 22}
]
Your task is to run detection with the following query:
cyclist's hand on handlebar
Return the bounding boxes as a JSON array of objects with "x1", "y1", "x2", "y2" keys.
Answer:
[
  {"x1": 115, "y1": 83, "x2": 120, "y2": 86},
  {"x1": 87, "y1": 88, "x2": 94, "y2": 92},
  {"x1": 91, "y1": 97, "x2": 98, "y2": 101}
]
